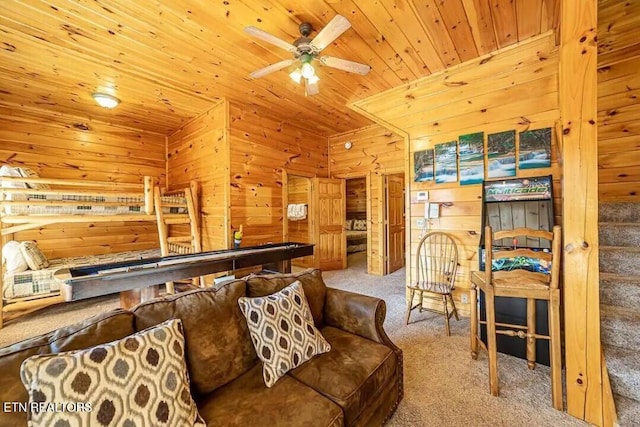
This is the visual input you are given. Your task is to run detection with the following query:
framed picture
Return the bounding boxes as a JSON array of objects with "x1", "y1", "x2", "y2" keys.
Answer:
[
  {"x1": 413, "y1": 149, "x2": 435, "y2": 182},
  {"x1": 487, "y1": 130, "x2": 516, "y2": 178},
  {"x1": 519, "y1": 128, "x2": 552, "y2": 169},
  {"x1": 459, "y1": 132, "x2": 484, "y2": 185},
  {"x1": 435, "y1": 141, "x2": 458, "y2": 184}
]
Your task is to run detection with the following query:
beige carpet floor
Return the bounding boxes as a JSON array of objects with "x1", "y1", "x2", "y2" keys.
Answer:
[{"x1": 0, "y1": 252, "x2": 589, "y2": 426}]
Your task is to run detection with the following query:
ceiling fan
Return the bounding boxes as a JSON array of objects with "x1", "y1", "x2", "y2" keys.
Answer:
[{"x1": 244, "y1": 15, "x2": 371, "y2": 96}]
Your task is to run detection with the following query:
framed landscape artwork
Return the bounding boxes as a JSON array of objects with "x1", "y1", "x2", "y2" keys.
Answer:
[
  {"x1": 487, "y1": 130, "x2": 516, "y2": 178},
  {"x1": 435, "y1": 141, "x2": 458, "y2": 183},
  {"x1": 459, "y1": 132, "x2": 484, "y2": 185},
  {"x1": 414, "y1": 149, "x2": 434, "y2": 182},
  {"x1": 519, "y1": 128, "x2": 552, "y2": 170}
]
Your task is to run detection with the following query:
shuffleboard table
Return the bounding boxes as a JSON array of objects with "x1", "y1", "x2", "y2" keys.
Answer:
[{"x1": 55, "y1": 242, "x2": 314, "y2": 309}]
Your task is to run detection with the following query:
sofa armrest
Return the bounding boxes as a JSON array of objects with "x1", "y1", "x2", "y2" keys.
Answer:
[{"x1": 323, "y1": 287, "x2": 396, "y2": 349}]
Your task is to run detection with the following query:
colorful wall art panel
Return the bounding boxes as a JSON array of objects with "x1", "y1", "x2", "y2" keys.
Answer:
[
  {"x1": 435, "y1": 141, "x2": 458, "y2": 183},
  {"x1": 414, "y1": 149, "x2": 434, "y2": 182},
  {"x1": 487, "y1": 130, "x2": 516, "y2": 179},
  {"x1": 519, "y1": 128, "x2": 552, "y2": 170},
  {"x1": 459, "y1": 132, "x2": 485, "y2": 185}
]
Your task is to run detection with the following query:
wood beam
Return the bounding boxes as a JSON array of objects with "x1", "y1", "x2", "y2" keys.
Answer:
[{"x1": 560, "y1": 1, "x2": 612, "y2": 425}]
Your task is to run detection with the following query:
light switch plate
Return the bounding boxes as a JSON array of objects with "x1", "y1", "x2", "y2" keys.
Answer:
[{"x1": 429, "y1": 203, "x2": 440, "y2": 218}]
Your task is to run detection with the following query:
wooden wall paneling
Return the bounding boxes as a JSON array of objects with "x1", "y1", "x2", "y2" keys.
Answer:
[
  {"x1": 515, "y1": 0, "x2": 542, "y2": 41},
  {"x1": 597, "y1": 2, "x2": 640, "y2": 202},
  {"x1": 228, "y1": 101, "x2": 328, "y2": 248},
  {"x1": 167, "y1": 100, "x2": 229, "y2": 252},
  {"x1": 561, "y1": 0, "x2": 609, "y2": 423},
  {"x1": 351, "y1": 33, "x2": 562, "y2": 317},
  {"x1": 0, "y1": 110, "x2": 166, "y2": 259},
  {"x1": 346, "y1": 178, "x2": 367, "y2": 214}
]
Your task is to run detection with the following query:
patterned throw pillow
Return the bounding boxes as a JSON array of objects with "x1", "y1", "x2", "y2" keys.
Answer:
[
  {"x1": 20, "y1": 319, "x2": 204, "y2": 427},
  {"x1": 19, "y1": 241, "x2": 49, "y2": 270},
  {"x1": 352, "y1": 219, "x2": 367, "y2": 231},
  {"x1": 345, "y1": 219, "x2": 354, "y2": 230},
  {"x1": 238, "y1": 281, "x2": 331, "y2": 388}
]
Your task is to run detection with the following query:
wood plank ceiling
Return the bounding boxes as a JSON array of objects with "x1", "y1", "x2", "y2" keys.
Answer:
[{"x1": 0, "y1": 0, "x2": 559, "y2": 136}]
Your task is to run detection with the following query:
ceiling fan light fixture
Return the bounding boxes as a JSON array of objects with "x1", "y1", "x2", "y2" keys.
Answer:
[
  {"x1": 289, "y1": 68, "x2": 302, "y2": 84},
  {"x1": 92, "y1": 92, "x2": 120, "y2": 109},
  {"x1": 307, "y1": 74, "x2": 319, "y2": 84},
  {"x1": 301, "y1": 62, "x2": 315, "y2": 79}
]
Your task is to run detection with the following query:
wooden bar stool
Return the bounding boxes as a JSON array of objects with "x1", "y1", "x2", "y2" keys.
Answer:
[{"x1": 470, "y1": 225, "x2": 563, "y2": 410}]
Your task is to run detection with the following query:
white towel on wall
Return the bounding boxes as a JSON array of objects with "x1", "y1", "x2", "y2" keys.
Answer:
[{"x1": 287, "y1": 203, "x2": 307, "y2": 220}]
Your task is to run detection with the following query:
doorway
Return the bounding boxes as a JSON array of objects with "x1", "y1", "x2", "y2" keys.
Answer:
[
  {"x1": 345, "y1": 177, "x2": 368, "y2": 271},
  {"x1": 384, "y1": 173, "x2": 405, "y2": 274},
  {"x1": 283, "y1": 173, "x2": 313, "y2": 269}
]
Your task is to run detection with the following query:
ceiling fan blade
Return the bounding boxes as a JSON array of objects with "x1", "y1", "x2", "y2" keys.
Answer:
[
  {"x1": 249, "y1": 59, "x2": 295, "y2": 79},
  {"x1": 305, "y1": 78, "x2": 320, "y2": 96},
  {"x1": 310, "y1": 15, "x2": 351, "y2": 51},
  {"x1": 244, "y1": 26, "x2": 298, "y2": 53},
  {"x1": 319, "y1": 56, "x2": 371, "y2": 75}
]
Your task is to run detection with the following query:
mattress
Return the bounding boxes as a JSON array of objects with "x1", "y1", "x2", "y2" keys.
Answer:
[
  {"x1": 347, "y1": 230, "x2": 367, "y2": 253},
  {"x1": 4, "y1": 193, "x2": 187, "y2": 216},
  {"x1": 3, "y1": 249, "x2": 164, "y2": 300},
  {"x1": 346, "y1": 230, "x2": 368, "y2": 240}
]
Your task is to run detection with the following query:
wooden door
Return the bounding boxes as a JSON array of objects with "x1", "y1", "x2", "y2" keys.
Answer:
[
  {"x1": 385, "y1": 174, "x2": 405, "y2": 273},
  {"x1": 312, "y1": 178, "x2": 346, "y2": 271}
]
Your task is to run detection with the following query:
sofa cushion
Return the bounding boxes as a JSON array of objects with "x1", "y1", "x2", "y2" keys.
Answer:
[
  {"x1": 0, "y1": 310, "x2": 135, "y2": 427},
  {"x1": 288, "y1": 326, "x2": 397, "y2": 426},
  {"x1": 20, "y1": 319, "x2": 204, "y2": 427},
  {"x1": 245, "y1": 268, "x2": 327, "y2": 326},
  {"x1": 197, "y1": 363, "x2": 343, "y2": 427},
  {"x1": 238, "y1": 281, "x2": 331, "y2": 387},
  {"x1": 132, "y1": 280, "x2": 257, "y2": 396}
]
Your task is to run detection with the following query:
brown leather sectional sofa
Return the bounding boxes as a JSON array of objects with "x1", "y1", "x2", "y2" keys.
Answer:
[{"x1": 0, "y1": 268, "x2": 403, "y2": 426}]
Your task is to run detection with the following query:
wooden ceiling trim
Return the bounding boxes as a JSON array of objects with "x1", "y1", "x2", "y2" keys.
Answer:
[
  {"x1": 329, "y1": 0, "x2": 419, "y2": 84},
  {"x1": 490, "y1": 0, "x2": 519, "y2": 48},
  {"x1": 378, "y1": 0, "x2": 446, "y2": 72},
  {"x1": 409, "y1": 0, "x2": 462, "y2": 68},
  {"x1": 461, "y1": 0, "x2": 498, "y2": 55},
  {"x1": 515, "y1": 0, "x2": 542, "y2": 40},
  {"x1": 434, "y1": 0, "x2": 480, "y2": 62}
]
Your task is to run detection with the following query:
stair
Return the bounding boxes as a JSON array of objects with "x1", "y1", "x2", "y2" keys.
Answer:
[{"x1": 599, "y1": 203, "x2": 640, "y2": 425}]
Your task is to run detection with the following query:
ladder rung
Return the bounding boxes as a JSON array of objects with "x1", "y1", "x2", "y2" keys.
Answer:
[
  {"x1": 167, "y1": 236, "x2": 192, "y2": 243},
  {"x1": 160, "y1": 203, "x2": 188, "y2": 208},
  {"x1": 163, "y1": 216, "x2": 190, "y2": 224}
]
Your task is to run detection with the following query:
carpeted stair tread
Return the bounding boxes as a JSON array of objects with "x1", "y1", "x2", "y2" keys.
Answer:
[
  {"x1": 605, "y1": 345, "x2": 640, "y2": 402},
  {"x1": 600, "y1": 273, "x2": 640, "y2": 310},
  {"x1": 599, "y1": 247, "x2": 640, "y2": 276},
  {"x1": 599, "y1": 223, "x2": 640, "y2": 247},
  {"x1": 614, "y1": 394, "x2": 640, "y2": 427},
  {"x1": 600, "y1": 304, "x2": 640, "y2": 351},
  {"x1": 599, "y1": 203, "x2": 640, "y2": 223}
]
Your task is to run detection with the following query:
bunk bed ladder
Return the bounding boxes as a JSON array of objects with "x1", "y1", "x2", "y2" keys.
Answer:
[{"x1": 154, "y1": 183, "x2": 204, "y2": 293}]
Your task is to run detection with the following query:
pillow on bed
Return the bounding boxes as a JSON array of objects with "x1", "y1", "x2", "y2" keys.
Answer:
[
  {"x1": 345, "y1": 219, "x2": 354, "y2": 230},
  {"x1": 20, "y1": 241, "x2": 49, "y2": 270},
  {"x1": 352, "y1": 219, "x2": 367, "y2": 231},
  {"x1": 18, "y1": 166, "x2": 51, "y2": 190},
  {"x1": 2, "y1": 241, "x2": 29, "y2": 275}
]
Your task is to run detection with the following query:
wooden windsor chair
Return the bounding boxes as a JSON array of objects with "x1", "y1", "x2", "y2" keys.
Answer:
[
  {"x1": 406, "y1": 231, "x2": 460, "y2": 336},
  {"x1": 470, "y1": 225, "x2": 562, "y2": 410}
]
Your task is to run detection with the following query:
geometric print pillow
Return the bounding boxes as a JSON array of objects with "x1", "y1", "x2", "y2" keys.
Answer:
[
  {"x1": 238, "y1": 281, "x2": 331, "y2": 388},
  {"x1": 20, "y1": 319, "x2": 204, "y2": 427}
]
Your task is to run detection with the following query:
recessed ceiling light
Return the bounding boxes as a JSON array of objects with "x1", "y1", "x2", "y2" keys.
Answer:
[{"x1": 92, "y1": 93, "x2": 120, "y2": 108}]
